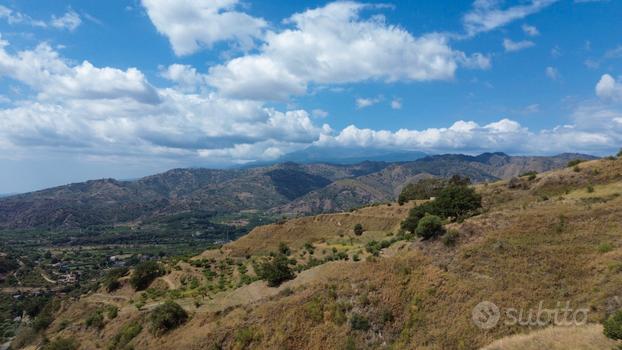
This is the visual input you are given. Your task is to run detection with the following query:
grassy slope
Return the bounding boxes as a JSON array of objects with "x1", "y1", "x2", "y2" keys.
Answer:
[{"x1": 28, "y1": 157, "x2": 622, "y2": 350}]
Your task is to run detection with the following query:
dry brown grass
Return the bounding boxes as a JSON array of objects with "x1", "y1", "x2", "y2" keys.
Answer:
[{"x1": 30, "y1": 157, "x2": 622, "y2": 350}]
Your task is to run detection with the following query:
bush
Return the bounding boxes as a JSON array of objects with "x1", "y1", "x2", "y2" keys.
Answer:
[
  {"x1": 415, "y1": 214, "x2": 445, "y2": 239},
  {"x1": 567, "y1": 159, "x2": 584, "y2": 167},
  {"x1": 433, "y1": 183, "x2": 482, "y2": 219},
  {"x1": 256, "y1": 253, "x2": 294, "y2": 287},
  {"x1": 149, "y1": 301, "x2": 188, "y2": 336},
  {"x1": 441, "y1": 230, "x2": 459, "y2": 247},
  {"x1": 103, "y1": 267, "x2": 128, "y2": 292},
  {"x1": 604, "y1": 310, "x2": 622, "y2": 340},
  {"x1": 350, "y1": 313, "x2": 370, "y2": 331},
  {"x1": 85, "y1": 310, "x2": 104, "y2": 329},
  {"x1": 353, "y1": 223, "x2": 364, "y2": 236},
  {"x1": 109, "y1": 321, "x2": 142, "y2": 350},
  {"x1": 278, "y1": 242, "x2": 291, "y2": 256},
  {"x1": 618, "y1": 149, "x2": 622, "y2": 158},
  {"x1": 130, "y1": 261, "x2": 164, "y2": 291},
  {"x1": 42, "y1": 338, "x2": 78, "y2": 350},
  {"x1": 397, "y1": 178, "x2": 446, "y2": 205}
]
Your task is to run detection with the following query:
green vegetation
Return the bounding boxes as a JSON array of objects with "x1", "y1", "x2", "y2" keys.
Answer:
[
  {"x1": 278, "y1": 242, "x2": 291, "y2": 256},
  {"x1": 604, "y1": 310, "x2": 622, "y2": 340},
  {"x1": 350, "y1": 313, "x2": 370, "y2": 331},
  {"x1": 108, "y1": 321, "x2": 142, "y2": 350},
  {"x1": 42, "y1": 338, "x2": 78, "y2": 350},
  {"x1": 415, "y1": 214, "x2": 444, "y2": 239},
  {"x1": 441, "y1": 229, "x2": 459, "y2": 247},
  {"x1": 130, "y1": 261, "x2": 165, "y2": 291},
  {"x1": 149, "y1": 301, "x2": 188, "y2": 336},
  {"x1": 397, "y1": 178, "x2": 447, "y2": 205},
  {"x1": 103, "y1": 267, "x2": 128, "y2": 292},
  {"x1": 353, "y1": 223, "x2": 364, "y2": 236},
  {"x1": 85, "y1": 309, "x2": 105, "y2": 329},
  {"x1": 256, "y1": 253, "x2": 294, "y2": 287},
  {"x1": 567, "y1": 159, "x2": 584, "y2": 167},
  {"x1": 401, "y1": 182, "x2": 481, "y2": 234}
]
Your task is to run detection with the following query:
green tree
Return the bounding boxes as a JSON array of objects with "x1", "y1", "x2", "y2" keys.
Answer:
[
  {"x1": 433, "y1": 183, "x2": 482, "y2": 219},
  {"x1": 257, "y1": 254, "x2": 294, "y2": 287},
  {"x1": 398, "y1": 178, "x2": 447, "y2": 205},
  {"x1": 353, "y1": 223, "x2": 364, "y2": 236},
  {"x1": 149, "y1": 301, "x2": 188, "y2": 336},
  {"x1": 130, "y1": 261, "x2": 164, "y2": 291},
  {"x1": 415, "y1": 214, "x2": 444, "y2": 239}
]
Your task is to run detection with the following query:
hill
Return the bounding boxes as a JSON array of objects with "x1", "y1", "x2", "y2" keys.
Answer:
[
  {"x1": 0, "y1": 153, "x2": 595, "y2": 230},
  {"x1": 13, "y1": 155, "x2": 622, "y2": 350}
]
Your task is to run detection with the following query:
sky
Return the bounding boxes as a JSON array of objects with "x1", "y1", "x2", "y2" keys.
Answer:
[{"x1": 0, "y1": 0, "x2": 621, "y2": 193}]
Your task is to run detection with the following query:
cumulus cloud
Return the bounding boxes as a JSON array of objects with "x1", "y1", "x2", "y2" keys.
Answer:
[
  {"x1": 596, "y1": 74, "x2": 622, "y2": 101},
  {"x1": 159, "y1": 64, "x2": 207, "y2": 93},
  {"x1": 207, "y1": 2, "x2": 489, "y2": 100},
  {"x1": 141, "y1": 0, "x2": 267, "y2": 56},
  {"x1": 50, "y1": 10, "x2": 81, "y2": 31},
  {"x1": 522, "y1": 24, "x2": 540, "y2": 36},
  {"x1": 463, "y1": 0, "x2": 558, "y2": 36},
  {"x1": 0, "y1": 39, "x2": 159, "y2": 104},
  {"x1": 356, "y1": 96, "x2": 382, "y2": 109},
  {"x1": 503, "y1": 38, "x2": 535, "y2": 52}
]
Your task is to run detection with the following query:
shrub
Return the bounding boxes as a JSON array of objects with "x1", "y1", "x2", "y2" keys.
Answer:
[
  {"x1": 618, "y1": 149, "x2": 622, "y2": 158},
  {"x1": 441, "y1": 230, "x2": 459, "y2": 247},
  {"x1": 519, "y1": 171, "x2": 538, "y2": 180},
  {"x1": 42, "y1": 338, "x2": 78, "y2": 350},
  {"x1": 598, "y1": 242, "x2": 613, "y2": 253},
  {"x1": 415, "y1": 214, "x2": 445, "y2": 240},
  {"x1": 235, "y1": 327, "x2": 260, "y2": 348},
  {"x1": 130, "y1": 261, "x2": 164, "y2": 291},
  {"x1": 604, "y1": 310, "x2": 622, "y2": 340},
  {"x1": 573, "y1": 165, "x2": 581, "y2": 172},
  {"x1": 256, "y1": 254, "x2": 294, "y2": 287},
  {"x1": 353, "y1": 223, "x2": 364, "y2": 236},
  {"x1": 398, "y1": 178, "x2": 446, "y2": 205},
  {"x1": 103, "y1": 267, "x2": 128, "y2": 292},
  {"x1": 149, "y1": 301, "x2": 188, "y2": 336},
  {"x1": 85, "y1": 310, "x2": 104, "y2": 329},
  {"x1": 109, "y1": 321, "x2": 142, "y2": 350},
  {"x1": 278, "y1": 242, "x2": 291, "y2": 256},
  {"x1": 350, "y1": 313, "x2": 370, "y2": 331},
  {"x1": 105, "y1": 305, "x2": 119, "y2": 319},
  {"x1": 433, "y1": 183, "x2": 482, "y2": 219},
  {"x1": 567, "y1": 159, "x2": 584, "y2": 167},
  {"x1": 587, "y1": 185, "x2": 595, "y2": 193}
]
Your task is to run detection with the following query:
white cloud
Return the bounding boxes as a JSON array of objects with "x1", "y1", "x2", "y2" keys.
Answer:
[
  {"x1": 521, "y1": 24, "x2": 540, "y2": 36},
  {"x1": 311, "y1": 109, "x2": 329, "y2": 118},
  {"x1": 545, "y1": 66, "x2": 560, "y2": 80},
  {"x1": 50, "y1": 10, "x2": 81, "y2": 31},
  {"x1": 391, "y1": 98, "x2": 402, "y2": 110},
  {"x1": 463, "y1": 0, "x2": 558, "y2": 36},
  {"x1": 0, "y1": 39, "x2": 159, "y2": 104},
  {"x1": 207, "y1": 2, "x2": 489, "y2": 100},
  {"x1": 596, "y1": 74, "x2": 622, "y2": 101},
  {"x1": 503, "y1": 38, "x2": 535, "y2": 52},
  {"x1": 160, "y1": 64, "x2": 207, "y2": 93},
  {"x1": 356, "y1": 96, "x2": 382, "y2": 109},
  {"x1": 141, "y1": 0, "x2": 267, "y2": 56}
]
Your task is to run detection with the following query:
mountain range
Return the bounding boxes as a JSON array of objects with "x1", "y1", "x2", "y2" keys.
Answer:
[{"x1": 0, "y1": 152, "x2": 596, "y2": 230}]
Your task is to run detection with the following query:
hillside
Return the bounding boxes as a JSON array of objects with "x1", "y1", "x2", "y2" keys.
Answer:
[{"x1": 13, "y1": 155, "x2": 622, "y2": 350}]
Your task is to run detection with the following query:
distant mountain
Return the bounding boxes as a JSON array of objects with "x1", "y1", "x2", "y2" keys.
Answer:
[
  {"x1": 0, "y1": 152, "x2": 596, "y2": 229},
  {"x1": 272, "y1": 152, "x2": 598, "y2": 215},
  {"x1": 246, "y1": 146, "x2": 427, "y2": 166}
]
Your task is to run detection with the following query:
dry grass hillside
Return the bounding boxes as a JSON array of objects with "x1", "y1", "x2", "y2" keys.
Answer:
[{"x1": 15, "y1": 156, "x2": 622, "y2": 350}]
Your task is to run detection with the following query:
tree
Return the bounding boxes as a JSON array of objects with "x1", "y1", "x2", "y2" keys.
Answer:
[
  {"x1": 398, "y1": 178, "x2": 446, "y2": 205},
  {"x1": 149, "y1": 301, "x2": 188, "y2": 336},
  {"x1": 353, "y1": 223, "x2": 364, "y2": 236},
  {"x1": 130, "y1": 261, "x2": 164, "y2": 291},
  {"x1": 415, "y1": 214, "x2": 445, "y2": 240},
  {"x1": 433, "y1": 183, "x2": 482, "y2": 220},
  {"x1": 257, "y1": 254, "x2": 294, "y2": 287}
]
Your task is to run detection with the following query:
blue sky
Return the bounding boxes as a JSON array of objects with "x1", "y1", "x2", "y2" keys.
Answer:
[{"x1": 0, "y1": 0, "x2": 621, "y2": 193}]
